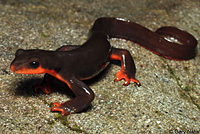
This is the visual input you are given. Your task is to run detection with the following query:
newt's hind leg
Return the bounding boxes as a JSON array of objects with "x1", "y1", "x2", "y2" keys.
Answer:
[{"x1": 110, "y1": 47, "x2": 141, "y2": 86}]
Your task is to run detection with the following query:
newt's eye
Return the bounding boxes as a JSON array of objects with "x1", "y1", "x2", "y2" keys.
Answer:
[{"x1": 29, "y1": 61, "x2": 40, "y2": 69}]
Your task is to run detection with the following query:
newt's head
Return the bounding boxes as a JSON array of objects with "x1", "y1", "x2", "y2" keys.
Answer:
[{"x1": 10, "y1": 49, "x2": 49, "y2": 74}]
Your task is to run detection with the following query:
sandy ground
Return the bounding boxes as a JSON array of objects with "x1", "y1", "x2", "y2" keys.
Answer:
[{"x1": 0, "y1": 0, "x2": 199, "y2": 133}]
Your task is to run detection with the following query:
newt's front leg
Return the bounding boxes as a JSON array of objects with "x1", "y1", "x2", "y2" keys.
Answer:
[
  {"x1": 51, "y1": 76, "x2": 95, "y2": 116},
  {"x1": 35, "y1": 74, "x2": 53, "y2": 94},
  {"x1": 110, "y1": 47, "x2": 141, "y2": 86}
]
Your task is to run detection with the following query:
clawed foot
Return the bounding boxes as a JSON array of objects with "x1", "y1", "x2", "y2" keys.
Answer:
[
  {"x1": 51, "y1": 102, "x2": 73, "y2": 116},
  {"x1": 35, "y1": 85, "x2": 51, "y2": 94},
  {"x1": 114, "y1": 70, "x2": 141, "y2": 86}
]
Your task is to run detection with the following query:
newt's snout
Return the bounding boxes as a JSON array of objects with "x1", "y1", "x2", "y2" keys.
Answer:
[{"x1": 10, "y1": 64, "x2": 15, "y2": 72}]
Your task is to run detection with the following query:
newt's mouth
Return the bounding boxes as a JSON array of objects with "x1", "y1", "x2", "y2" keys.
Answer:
[
  {"x1": 10, "y1": 64, "x2": 46, "y2": 74},
  {"x1": 10, "y1": 64, "x2": 25, "y2": 74}
]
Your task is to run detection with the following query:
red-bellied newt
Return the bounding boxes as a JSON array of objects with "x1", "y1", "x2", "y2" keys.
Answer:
[{"x1": 10, "y1": 17, "x2": 197, "y2": 116}]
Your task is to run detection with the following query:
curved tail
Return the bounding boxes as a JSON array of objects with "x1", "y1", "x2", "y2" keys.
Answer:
[{"x1": 91, "y1": 17, "x2": 197, "y2": 60}]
